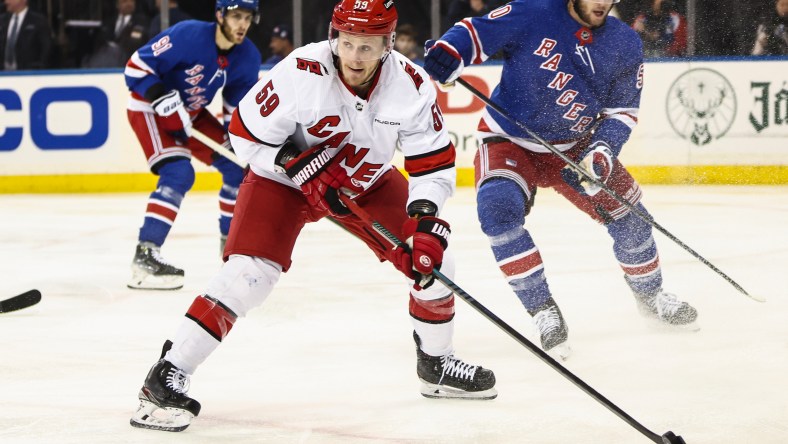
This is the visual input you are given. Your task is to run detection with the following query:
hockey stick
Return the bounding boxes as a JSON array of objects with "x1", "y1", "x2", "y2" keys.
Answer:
[
  {"x1": 0, "y1": 289, "x2": 42, "y2": 313},
  {"x1": 454, "y1": 77, "x2": 762, "y2": 302},
  {"x1": 338, "y1": 194, "x2": 685, "y2": 444},
  {"x1": 194, "y1": 128, "x2": 358, "y2": 236},
  {"x1": 191, "y1": 128, "x2": 247, "y2": 169}
]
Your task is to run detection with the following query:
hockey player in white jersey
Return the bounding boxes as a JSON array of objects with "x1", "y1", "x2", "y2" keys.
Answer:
[{"x1": 130, "y1": 0, "x2": 496, "y2": 432}]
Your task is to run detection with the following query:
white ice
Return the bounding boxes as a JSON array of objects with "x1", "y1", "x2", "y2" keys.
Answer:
[{"x1": 1, "y1": 186, "x2": 786, "y2": 444}]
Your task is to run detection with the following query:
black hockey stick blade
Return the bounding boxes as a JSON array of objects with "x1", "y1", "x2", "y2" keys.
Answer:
[
  {"x1": 0, "y1": 290, "x2": 42, "y2": 313},
  {"x1": 662, "y1": 431, "x2": 686, "y2": 444}
]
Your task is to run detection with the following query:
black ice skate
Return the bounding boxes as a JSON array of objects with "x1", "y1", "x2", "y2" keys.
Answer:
[
  {"x1": 528, "y1": 298, "x2": 571, "y2": 360},
  {"x1": 625, "y1": 276, "x2": 699, "y2": 329},
  {"x1": 633, "y1": 289, "x2": 699, "y2": 330},
  {"x1": 130, "y1": 341, "x2": 200, "y2": 432},
  {"x1": 127, "y1": 242, "x2": 184, "y2": 290},
  {"x1": 414, "y1": 332, "x2": 497, "y2": 400}
]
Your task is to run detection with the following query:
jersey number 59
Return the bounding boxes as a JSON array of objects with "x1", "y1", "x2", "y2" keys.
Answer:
[
  {"x1": 255, "y1": 80, "x2": 280, "y2": 117},
  {"x1": 431, "y1": 102, "x2": 444, "y2": 131}
]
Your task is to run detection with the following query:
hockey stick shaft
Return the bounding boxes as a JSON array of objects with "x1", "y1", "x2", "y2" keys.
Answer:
[
  {"x1": 455, "y1": 77, "x2": 758, "y2": 301},
  {"x1": 338, "y1": 194, "x2": 676, "y2": 444},
  {"x1": 191, "y1": 128, "x2": 247, "y2": 169}
]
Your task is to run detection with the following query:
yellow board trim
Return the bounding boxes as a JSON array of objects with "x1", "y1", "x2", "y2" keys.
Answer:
[
  {"x1": 1, "y1": 165, "x2": 787, "y2": 193},
  {"x1": 0, "y1": 173, "x2": 224, "y2": 193}
]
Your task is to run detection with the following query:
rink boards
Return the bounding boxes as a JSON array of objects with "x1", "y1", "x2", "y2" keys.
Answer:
[{"x1": 0, "y1": 59, "x2": 786, "y2": 192}]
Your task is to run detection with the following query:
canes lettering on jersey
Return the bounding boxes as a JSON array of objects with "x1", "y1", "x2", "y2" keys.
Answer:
[{"x1": 230, "y1": 40, "x2": 455, "y2": 207}]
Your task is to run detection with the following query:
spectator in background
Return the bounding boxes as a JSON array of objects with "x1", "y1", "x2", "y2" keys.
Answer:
[
  {"x1": 445, "y1": 0, "x2": 491, "y2": 30},
  {"x1": 148, "y1": 0, "x2": 191, "y2": 37},
  {"x1": 394, "y1": 23, "x2": 421, "y2": 61},
  {"x1": 1, "y1": 0, "x2": 52, "y2": 70},
  {"x1": 103, "y1": 0, "x2": 149, "y2": 62},
  {"x1": 752, "y1": 0, "x2": 788, "y2": 55},
  {"x1": 263, "y1": 23, "x2": 293, "y2": 65},
  {"x1": 82, "y1": 26, "x2": 125, "y2": 68},
  {"x1": 632, "y1": 0, "x2": 687, "y2": 57}
]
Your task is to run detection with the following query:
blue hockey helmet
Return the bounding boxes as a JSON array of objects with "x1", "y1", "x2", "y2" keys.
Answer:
[{"x1": 216, "y1": 0, "x2": 260, "y2": 24}]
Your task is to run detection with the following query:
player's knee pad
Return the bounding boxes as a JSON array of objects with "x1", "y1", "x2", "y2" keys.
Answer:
[
  {"x1": 157, "y1": 158, "x2": 196, "y2": 197},
  {"x1": 183, "y1": 294, "x2": 238, "y2": 342},
  {"x1": 204, "y1": 254, "x2": 282, "y2": 317},
  {"x1": 410, "y1": 292, "x2": 455, "y2": 325},
  {"x1": 477, "y1": 178, "x2": 528, "y2": 237},
  {"x1": 411, "y1": 248, "x2": 455, "y2": 302},
  {"x1": 607, "y1": 203, "x2": 654, "y2": 252},
  {"x1": 213, "y1": 156, "x2": 245, "y2": 188}
]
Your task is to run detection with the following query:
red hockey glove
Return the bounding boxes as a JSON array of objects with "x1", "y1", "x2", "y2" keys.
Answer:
[
  {"x1": 283, "y1": 145, "x2": 358, "y2": 217},
  {"x1": 391, "y1": 216, "x2": 451, "y2": 290},
  {"x1": 152, "y1": 89, "x2": 192, "y2": 139},
  {"x1": 561, "y1": 141, "x2": 614, "y2": 196}
]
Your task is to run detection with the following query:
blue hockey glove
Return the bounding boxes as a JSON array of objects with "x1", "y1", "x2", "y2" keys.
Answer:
[
  {"x1": 423, "y1": 39, "x2": 464, "y2": 84},
  {"x1": 561, "y1": 141, "x2": 614, "y2": 196}
]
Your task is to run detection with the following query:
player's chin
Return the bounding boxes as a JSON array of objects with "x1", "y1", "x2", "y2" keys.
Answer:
[{"x1": 589, "y1": 14, "x2": 607, "y2": 28}]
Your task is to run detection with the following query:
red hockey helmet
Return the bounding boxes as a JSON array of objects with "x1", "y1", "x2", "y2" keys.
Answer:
[{"x1": 329, "y1": 0, "x2": 398, "y2": 62}]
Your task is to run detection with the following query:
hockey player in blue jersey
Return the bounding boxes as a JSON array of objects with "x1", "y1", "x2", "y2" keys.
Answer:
[
  {"x1": 423, "y1": 0, "x2": 698, "y2": 359},
  {"x1": 124, "y1": 0, "x2": 261, "y2": 290}
]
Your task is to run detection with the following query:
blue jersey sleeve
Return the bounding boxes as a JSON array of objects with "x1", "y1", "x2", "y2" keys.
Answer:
[
  {"x1": 591, "y1": 38, "x2": 644, "y2": 156},
  {"x1": 439, "y1": 1, "x2": 537, "y2": 65},
  {"x1": 124, "y1": 21, "x2": 195, "y2": 98}
]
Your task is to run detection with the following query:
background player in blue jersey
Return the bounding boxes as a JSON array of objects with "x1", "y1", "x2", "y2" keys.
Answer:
[
  {"x1": 124, "y1": 0, "x2": 261, "y2": 290},
  {"x1": 423, "y1": 0, "x2": 698, "y2": 359}
]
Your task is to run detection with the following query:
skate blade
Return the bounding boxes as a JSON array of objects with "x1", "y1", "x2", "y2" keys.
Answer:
[
  {"x1": 419, "y1": 381, "x2": 498, "y2": 400},
  {"x1": 127, "y1": 271, "x2": 184, "y2": 291},
  {"x1": 545, "y1": 342, "x2": 572, "y2": 361},
  {"x1": 641, "y1": 314, "x2": 701, "y2": 332},
  {"x1": 129, "y1": 399, "x2": 194, "y2": 432}
]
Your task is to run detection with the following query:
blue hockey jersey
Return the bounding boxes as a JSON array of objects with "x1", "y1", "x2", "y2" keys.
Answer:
[
  {"x1": 124, "y1": 20, "x2": 261, "y2": 123},
  {"x1": 440, "y1": 0, "x2": 643, "y2": 155}
]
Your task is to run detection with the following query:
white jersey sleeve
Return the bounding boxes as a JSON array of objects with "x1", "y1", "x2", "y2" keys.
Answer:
[
  {"x1": 228, "y1": 60, "x2": 300, "y2": 177},
  {"x1": 393, "y1": 56, "x2": 456, "y2": 215}
]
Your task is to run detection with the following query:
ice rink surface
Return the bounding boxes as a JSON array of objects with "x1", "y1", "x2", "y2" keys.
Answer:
[{"x1": 1, "y1": 185, "x2": 787, "y2": 444}]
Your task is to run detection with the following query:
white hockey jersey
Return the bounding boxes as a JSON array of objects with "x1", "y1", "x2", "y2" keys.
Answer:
[{"x1": 229, "y1": 41, "x2": 456, "y2": 212}]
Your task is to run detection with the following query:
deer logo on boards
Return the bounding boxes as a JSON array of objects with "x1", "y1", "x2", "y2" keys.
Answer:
[{"x1": 666, "y1": 68, "x2": 736, "y2": 146}]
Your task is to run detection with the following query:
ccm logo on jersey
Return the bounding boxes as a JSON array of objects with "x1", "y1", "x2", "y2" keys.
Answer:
[{"x1": 290, "y1": 149, "x2": 333, "y2": 186}]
